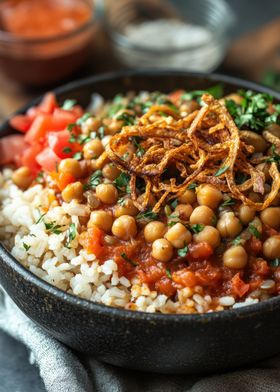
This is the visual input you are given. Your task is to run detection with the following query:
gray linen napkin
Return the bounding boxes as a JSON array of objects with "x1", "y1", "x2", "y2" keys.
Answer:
[{"x1": 1, "y1": 286, "x2": 280, "y2": 392}]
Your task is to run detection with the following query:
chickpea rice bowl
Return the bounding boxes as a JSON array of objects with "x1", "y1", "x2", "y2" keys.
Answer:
[{"x1": 1, "y1": 75, "x2": 280, "y2": 316}]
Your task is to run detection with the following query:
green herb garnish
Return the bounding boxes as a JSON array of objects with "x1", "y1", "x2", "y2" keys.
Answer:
[
  {"x1": 23, "y1": 243, "x2": 31, "y2": 251},
  {"x1": 45, "y1": 222, "x2": 63, "y2": 235},
  {"x1": 65, "y1": 223, "x2": 77, "y2": 248},
  {"x1": 117, "y1": 197, "x2": 126, "y2": 206},
  {"x1": 170, "y1": 199, "x2": 178, "y2": 209},
  {"x1": 87, "y1": 170, "x2": 102, "y2": 189},
  {"x1": 77, "y1": 113, "x2": 91, "y2": 125},
  {"x1": 178, "y1": 245, "x2": 189, "y2": 257},
  {"x1": 130, "y1": 136, "x2": 145, "y2": 157},
  {"x1": 166, "y1": 269, "x2": 172, "y2": 280},
  {"x1": 121, "y1": 252, "x2": 138, "y2": 266},
  {"x1": 73, "y1": 152, "x2": 82, "y2": 161},
  {"x1": 167, "y1": 213, "x2": 179, "y2": 227},
  {"x1": 36, "y1": 211, "x2": 47, "y2": 224},
  {"x1": 190, "y1": 224, "x2": 205, "y2": 234},
  {"x1": 232, "y1": 235, "x2": 242, "y2": 246},
  {"x1": 181, "y1": 84, "x2": 224, "y2": 101},
  {"x1": 249, "y1": 224, "x2": 261, "y2": 239},
  {"x1": 116, "y1": 112, "x2": 135, "y2": 126},
  {"x1": 114, "y1": 172, "x2": 130, "y2": 193},
  {"x1": 63, "y1": 147, "x2": 72, "y2": 154},
  {"x1": 225, "y1": 90, "x2": 280, "y2": 132},
  {"x1": 187, "y1": 183, "x2": 198, "y2": 190},
  {"x1": 270, "y1": 258, "x2": 280, "y2": 268},
  {"x1": 35, "y1": 171, "x2": 44, "y2": 184},
  {"x1": 62, "y1": 99, "x2": 77, "y2": 110},
  {"x1": 214, "y1": 166, "x2": 229, "y2": 177},
  {"x1": 266, "y1": 144, "x2": 280, "y2": 164},
  {"x1": 136, "y1": 209, "x2": 158, "y2": 222},
  {"x1": 221, "y1": 198, "x2": 235, "y2": 207}
]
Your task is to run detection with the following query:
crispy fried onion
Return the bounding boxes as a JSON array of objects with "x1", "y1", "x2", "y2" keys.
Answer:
[{"x1": 106, "y1": 94, "x2": 280, "y2": 212}]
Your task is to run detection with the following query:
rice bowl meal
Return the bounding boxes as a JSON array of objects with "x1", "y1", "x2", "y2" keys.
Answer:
[{"x1": 1, "y1": 85, "x2": 280, "y2": 315}]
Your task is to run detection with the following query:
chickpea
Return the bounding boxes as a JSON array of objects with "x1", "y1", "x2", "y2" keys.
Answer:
[
  {"x1": 83, "y1": 139, "x2": 104, "y2": 160},
  {"x1": 217, "y1": 212, "x2": 242, "y2": 238},
  {"x1": 152, "y1": 238, "x2": 173, "y2": 262},
  {"x1": 190, "y1": 206, "x2": 216, "y2": 226},
  {"x1": 144, "y1": 221, "x2": 167, "y2": 243},
  {"x1": 196, "y1": 184, "x2": 223, "y2": 209},
  {"x1": 263, "y1": 236, "x2": 280, "y2": 259},
  {"x1": 238, "y1": 205, "x2": 256, "y2": 225},
  {"x1": 114, "y1": 199, "x2": 139, "y2": 218},
  {"x1": 107, "y1": 119, "x2": 124, "y2": 135},
  {"x1": 95, "y1": 152, "x2": 110, "y2": 170},
  {"x1": 137, "y1": 193, "x2": 156, "y2": 208},
  {"x1": 175, "y1": 204, "x2": 193, "y2": 220},
  {"x1": 59, "y1": 159, "x2": 82, "y2": 179},
  {"x1": 88, "y1": 211, "x2": 113, "y2": 232},
  {"x1": 223, "y1": 246, "x2": 248, "y2": 269},
  {"x1": 178, "y1": 189, "x2": 196, "y2": 205},
  {"x1": 61, "y1": 181, "x2": 83, "y2": 202},
  {"x1": 12, "y1": 166, "x2": 33, "y2": 190},
  {"x1": 81, "y1": 117, "x2": 101, "y2": 134},
  {"x1": 112, "y1": 215, "x2": 137, "y2": 240},
  {"x1": 102, "y1": 163, "x2": 121, "y2": 181},
  {"x1": 165, "y1": 223, "x2": 192, "y2": 248},
  {"x1": 260, "y1": 207, "x2": 280, "y2": 229},
  {"x1": 96, "y1": 183, "x2": 118, "y2": 204},
  {"x1": 239, "y1": 130, "x2": 268, "y2": 153},
  {"x1": 193, "y1": 226, "x2": 220, "y2": 248}
]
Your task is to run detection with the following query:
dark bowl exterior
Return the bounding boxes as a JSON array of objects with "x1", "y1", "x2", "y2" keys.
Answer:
[{"x1": 1, "y1": 70, "x2": 280, "y2": 374}]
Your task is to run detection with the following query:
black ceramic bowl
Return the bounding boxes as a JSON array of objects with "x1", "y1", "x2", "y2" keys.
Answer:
[{"x1": 1, "y1": 70, "x2": 280, "y2": 375}]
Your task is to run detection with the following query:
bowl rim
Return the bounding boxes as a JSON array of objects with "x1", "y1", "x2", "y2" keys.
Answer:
[
  {"x1": 0, "y1": 0, "x2": 95, "y2": 45},
  {"x1": 2, "y1": 69, "x2": 280, "y2": 323}
]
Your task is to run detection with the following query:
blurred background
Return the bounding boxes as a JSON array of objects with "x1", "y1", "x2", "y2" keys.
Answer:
[{"x1": 0, "y1": 0, "x2": 279, "y2": 117}]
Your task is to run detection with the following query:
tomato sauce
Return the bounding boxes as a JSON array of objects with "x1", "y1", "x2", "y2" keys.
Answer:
[{"x1": 0, "y1": 0, "x2": 91, "y2": 38}]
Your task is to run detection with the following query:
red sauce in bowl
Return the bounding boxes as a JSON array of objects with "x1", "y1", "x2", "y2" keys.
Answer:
[
  {"x1": 1, "y1": 0, "x2": 92, "y2": 38},
  {"x1": 0, "y1": 0, "x2": 95, "y2": 86}
]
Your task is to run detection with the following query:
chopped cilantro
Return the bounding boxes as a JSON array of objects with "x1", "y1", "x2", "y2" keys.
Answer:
[
  {"x1": 65, "y1": 223, "x2": 77, "y2": 248},
  {"x1": 225, "y1": 90, "x2": 280, "y2": 132},
  {"x1": 62, "y1": 99, "x2": 77, "y2": 110},
  {"x1": 116, "y1": 112, "x2": 135, "y2": 126},
  {"x1": 270, "y1": 258, "x2": 280, "y2": 268},
  {"x1": 67, "y1": 123, "x2": 76, "y2": 132},
  {"x1": 98, "y1": 126, "x2": 105, "y2": 139},
  {"x1": 221, "y1": 198, "x2": 235, "y2": 207},
  {"x1": 170, "y1": 199, "x2": 178, "y2": 209},
  {"x1": 117, "y1": 197, "x2": 126, "y2": 206},
  {"x1": 181, "y1": 84, "x2": 224, "y2": 101},
  {"x1": 78, "y1": 135, "x2": 91, "y2": 145},
  {"x1": 214, "y1": 165, "x2": 229, "y2": 177},
  {"x1": 190, "y1": 224, "x2": 205, "y2": 234},
  {"x1": 130, "y1": 136, "x2": 145, "y2": 157},
  {"x1": 232, "y1": 235, "x2": 242, "y2": 246},
  {"x1": 114, "y1": 172, "x2": 130, "y2": 193},
  {"x1": 77, "y1": 113, "x2": 91, "y2": 125},
  {"x1": 63, "y1": 147, "x2": 72, "y2": 154},
  {"x1": 136, "y1": 209, "x2": 158, "y2": 222},
  {"x1": 167, "y1": 213, "x2": 179, "y2": 227},
  {"x1": 249, "y1": 224, "x2": 261, "y2": 239},
  {"x1": 266, "y1": 144, "x2": 280, "y2": 164},
  {"x1": 187, "y1": 183, "x2": 198, "y2": 190},
  {"x1": 73, "y1": 152, "x2": 82, "y2": 161},
  {"x1": 23, "y1": 243, "x2": 31, "y2": 251},
  {"x1": 178, "y1": 245, "x2": 189, "y2": 257},
  {"x1": 45, "y1": 222, "x2": 63, "y2": 235},
  {"x1": 87, "y1": 170, "x2": 102, "y2": 189},
  {"x1": 36, "y1": 212, "x2": 47, "y2": 224},
  {"x1": 121, "y1": 252, "x2": 138, "y2": 266},
  {"x1": 35, "y1": 171, "x2": 44, "y2": 184},
  {"x1": 166, "y1": 269, "x2": 172, "y2": 280}
]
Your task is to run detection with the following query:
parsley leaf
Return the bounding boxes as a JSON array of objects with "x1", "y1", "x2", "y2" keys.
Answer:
[
  {"x1": 36, "y1": 211, "x2": 47, "y2": 224},
  {"x1": 65, "y1": 223, "x2": 77, "y2": 248},
  {"x1": 35, "y1": 171, "x2": 44, "y2": 184},
  {"x1": 170, "y1": 199, "x2": 178, "y2": 209},
  {"x1": 73, "y1": 152, "x2": 82, "y2": 161},
  {"x1": 178, "y1": 245, "x2": 189, "y2": 257},
  {"x1": 87, "y1": 170, "x2": 102, "y2": 189},
  {"x1": 116, "y1": 112, "x2": 135, "y2": 126},
  {"x1": 121, "y1": 252, "x2": 138, "y2": 266},
  {"x1": 77, "y1": 113, "x2": 91, "y2": 125},
  {"x1": 181, "y1": 84, "x2": 224, "y2": 102},
  {"x1": 23, "y1": 243, "x2": 31, "y2": 251},
  {"x1": 266, "y1": 144, "x2": 280, "y2": 164},
  {"x1": 187, "y1": 183, "x2": 198, "y2": 190},
  {"x1": 63, "y1": 147, "x2": 72, "y2": 154},
  {"x1": 214, "y1": 165, "x2": 229, "y2": 177},
  {"x1": 62, "y1": 99, "x2": 77, "y2": 110},
  {"x1": 270, "y1": 258, "x2": 280, "y2": 268},
  {"x1": 249, "y1": 224, "x2": 261, "y2": 239},
  {"x1": 166, "y1": 269, "x2": 172, "y2": 280},
  {"x1": 136, "y1": 209, "x2": 158, "y2": 222},
  {"x1": 114, "y1": 172, "x2": 130, "y2": 193},
  {"x1": 221, "y1": 198, "x2": 235, "y2": 207},
  {"x1": 130, "y1": 136, "x2": 145, "y2": 157},
  {"x1": 232, "y1": 235, "x2": 242, "y2": 246},
  {"x1": 190, "y1": 224, "x2": 205, "y2": 234},
  {"x1": 45, "y1": 222, "x2": 63, "y2": 234}
]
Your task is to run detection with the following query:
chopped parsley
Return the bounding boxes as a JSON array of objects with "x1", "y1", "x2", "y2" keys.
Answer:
[
  {"x1": 62, "y1": 99, "x2": 77, "y2": 110},
  {"x1": 77, "y1": 113, "x2": 91, "y2": 125},
  {"x1": 121, "y1": 252, "x2": 138, "y2": 266},
  {"x1": 270, "y1": 258, "x2": 280, "y2": 268},
  {"x1": 266, "y1": 144, "x2": 280, "y2": 164},
  {"x1": 249, "y1": 224, "x2": 261, "y2": 239},
  {"x1": 130, "y1": 136, "x2": 145, "y2": 157},
  {"x1": 35, "y1": 171, "x2": 44, "y2": 184},
  {"x1": 170, "y1": 199, "x2": 178, "y2": 209},
  {"x1": 114, "y1": 172, "x2": 130, "y2": 193},
  {"x1": 181, "y1": 84, "x2": 224, "y2": 102},
  {"x1": 166, "y1": 269, "x2": 172, "y2": 280},
  {"x1": 23, "y1": 243, "x2": 31, "y2": 251},
  {"x1": 232, "y1": 235, "x2": 242, "y2": 246},
  {"x1": 117, "y1": 197, "x2": 126, "y2": 206},
  {"x1": 63, "y1": 147, "x2": 72, "y2": 154},
  {"x1": 65, "y1": 223, "x2": 77, "y2": 248},
  {"x1": 177, "y1": 245, "x2": 189, "y2": 257},
  {"x1": 116, "y1": 112, "x2": 135, "y2": 126},
  {"x1": 73, "y1": 152, "x2": 83, "y2": 161},
  {"x1": 77, "y1": 134, "x2": 91, "y2": 145},
  {"x1": 136, "y1": 209, "x2": 158, "y2": 222},
  {"x1": 167, "y1": 213, "x2": 179, "y2": 227},
  {"x1": 190, "y1": 224, "x2": 204, "y2": 234},
  {"x1": 214, "y1": 165, "x2": 229, "y2": 177},
  {"x1": 225, "y1": 90, "x2": 280, "y2": 132},
  {"x1": 86, "y1": 170, "x2": 102, "y2": 189},
  {"x1": 221, "y1": 198, "x2": 235, "y2": 207},
  {"x1": 187, "y1": 183, "x2": 198, "y2": 190},
  {"x1": 45, "y1": 222, "x2": 63, "y2": 235},
  {"x1": 36, "y1": 212, "x2": 47, "y2": 224}
]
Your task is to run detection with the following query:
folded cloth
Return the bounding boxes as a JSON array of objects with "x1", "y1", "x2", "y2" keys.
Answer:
[{"x1": 1, "y1": 286, "x2": 280, "y2": 392}]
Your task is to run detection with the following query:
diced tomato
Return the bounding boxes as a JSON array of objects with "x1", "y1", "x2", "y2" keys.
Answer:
[
  {"x1": 38, "y1": 92, "x2": 57, "y2": 114},
  {"x1": 71, "y1": 105, "x2": 84, "y2": 118},
  {"x1": 21, "y1": 143, "x2": 43, "y2": 173},
  {"x1": 168, "y1": 89, "x2": 185, "y2": 104},
  {"x1": 245, "y1": 237, "x2": 262, "y2": 255},
  {"x1": 172, "y1": 268, "x2": 197, "y2": 287},
  {"x1": 47, "y1": 130, "x2": 82, "y2": 159},
  {"x1": 155, "y1": 276, "x2": 176, "y2": 296},
  {"x1": 26, "y1": 106, "x2": 41, "y2": 120},
  {"x1": 52, "y1": 108, "x2": 78, "y2": 130},
  {"x1": 0, "y1": 135, "x2": 28, "y2": 166},
  {"x1": 36, "y1": 147, "x2": 61, "y2": 172},
  {"x1": 51, "y1": 171, "x2": 75, "y2": 191},
  {"x1": 231, "y1": 273, "x2": 250, "y2": 297},
  {"x1": 24, "y1": 114, "x2": 54, "y2": 143},
  {"x1": 80, "y1": 227, "x2": 104, "y2": 257},
  {"x1": 9, "y1": 115, "x2": 33, "y2": 133},
  {"x1": 188, "y1": 242, "x2": 213, "y2": 259}
]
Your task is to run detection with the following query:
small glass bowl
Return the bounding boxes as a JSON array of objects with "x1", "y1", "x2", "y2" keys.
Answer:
[
  {"x1": 0, "y1": 0, "x2": 97, "y2": 86},
  {"x1": 106, "y1": 0, "x2": 235, "y2": 72}
]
